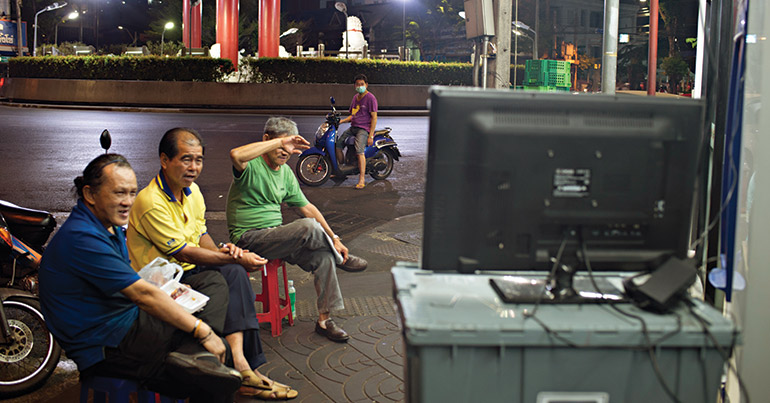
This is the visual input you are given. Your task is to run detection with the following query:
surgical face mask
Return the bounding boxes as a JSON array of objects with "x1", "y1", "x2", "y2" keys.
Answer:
[{"x1": 356, "y1": 86, "x2": 367, "y2": 94}]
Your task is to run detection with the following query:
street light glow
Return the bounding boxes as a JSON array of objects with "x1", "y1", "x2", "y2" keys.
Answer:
[
  {"x1": 68, "y1": 11, "x2": 79, "y2": 20},
  {"x1": 164, "y1": 22, "x2": 174, "y2": 29}
]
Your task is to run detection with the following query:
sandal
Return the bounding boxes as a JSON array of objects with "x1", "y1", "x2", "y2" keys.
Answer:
[
  {"x1": 355, "y1": 183, "x2": 366, "y2": 189},
  {"x1": 240, "y1": 369, "x2": 272, "y2": 390},
  {"x1": 247, "y1": 384, "x2": 298, "y2": 400}
]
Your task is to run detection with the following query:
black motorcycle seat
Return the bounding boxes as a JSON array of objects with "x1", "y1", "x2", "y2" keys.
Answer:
[{"x1": 0, "y1": 200, "x2": 54, "y2": 227}]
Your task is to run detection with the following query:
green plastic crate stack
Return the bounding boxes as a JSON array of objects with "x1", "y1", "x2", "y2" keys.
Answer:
[{"x1": 524, "y1": 59, "x2": 572, "y2": 90}]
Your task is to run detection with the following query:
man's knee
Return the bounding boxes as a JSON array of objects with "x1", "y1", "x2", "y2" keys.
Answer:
[
  {"x1": 293, "y1": 217, "x2": 325, "y2": 239},
  {"x1": 190, "y1": 271, "x2": 228, "y2": 295},
  {"x1": 217, "y1": 264, "x2": 250, "y2": 285}
]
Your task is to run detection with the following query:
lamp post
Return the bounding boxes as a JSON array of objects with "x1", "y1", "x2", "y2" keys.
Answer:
[
  {"x1": 54, "y1": 10, "x2": 79, "y2": 46},
  {"x1": 334, "y1": 2, "x2": 348, "y2": 59},
  {"x1": 513, "y1": 20, "x2": 537, "y2": 60},
  {"x1": 160, "y1": 21, "x2": 174, "y2": 55},
  {"x1": 34, "y1": 2, "x2": 67, "y2": 56},
  {"x1": 402, "y1": 0, "x2": 406, "y2": 61},
  {"x1": 117, "y1": 25, "x2": 136, "y2": 46}
]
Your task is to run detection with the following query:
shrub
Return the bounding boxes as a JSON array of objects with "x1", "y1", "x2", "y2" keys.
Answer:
[
  {"x1": 9, "y1": 56, "x2": 234, "y2": 82},
  {"x1": 243, "y1": 57, "x2": 474, "y2": 85}
]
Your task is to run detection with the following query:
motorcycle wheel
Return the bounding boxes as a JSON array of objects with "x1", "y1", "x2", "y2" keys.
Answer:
[
  {"x1": 369, "y1": 148, "x2": 395, "y2": 180},
  {"x1": 0, "y1": 298, "x2": 62, "y2": 398},
  {"x1": 296, "y1": 154, "x2": 331, "y2": 186}
]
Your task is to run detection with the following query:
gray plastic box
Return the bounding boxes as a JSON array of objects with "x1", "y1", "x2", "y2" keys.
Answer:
[{"x1": 392, "y1": 264, "x2": 739, "y2": 403}]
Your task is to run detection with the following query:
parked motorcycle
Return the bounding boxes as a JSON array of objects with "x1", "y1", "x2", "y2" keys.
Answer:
[
  {"x1": 0, "y1": 200, "x2": 61, "y2": 397},
  {"x1": 295, "y1": 97, "x2": 401, "y2": 186}
]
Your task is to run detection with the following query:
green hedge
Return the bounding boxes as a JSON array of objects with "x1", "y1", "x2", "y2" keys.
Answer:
[
  {"x1": 0, "y1": 62, "x2": 7, "y2": 78},
  {"x1": 9, "y1": 56, "x2": 234, "y2": 82},
  {"x1": 243, "y1": 58, "x2": 476, "y2": 85}
]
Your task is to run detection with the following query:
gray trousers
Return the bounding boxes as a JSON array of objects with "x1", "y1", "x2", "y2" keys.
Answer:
[{"x1": 236, "y1": 218, "x2": 344, "y2": 315}]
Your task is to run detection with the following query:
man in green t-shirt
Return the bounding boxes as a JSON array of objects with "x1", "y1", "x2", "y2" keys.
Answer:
[{"x1": 226, "y1": 117, "x2": 368, "y2": 343}]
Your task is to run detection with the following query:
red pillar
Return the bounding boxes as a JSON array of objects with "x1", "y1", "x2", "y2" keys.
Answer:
[
  {"x1": 183, "y1": 0, "x2": 191, "y2": 48},
  {"x1": 258, "y1": 0, "x2": 280, "y2": 57},
  {"x1": 192, "y1": 2, "x2": 202, "y2": 48},
  {"x1": 217, "y1": 0, "x2": 239, "y2": 67},
  {"x1": 647, "y1": 0, "x2": 658, "y2": 96}
]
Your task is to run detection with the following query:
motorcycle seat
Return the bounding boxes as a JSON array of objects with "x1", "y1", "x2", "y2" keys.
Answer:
[
  {"x1": 0, "y1": 200, "x2": 53, "y2": 226},
  {"x1": 0, "y1": 200, "x2": 56, "y2": 249},
  {"x1": 373, "y1": 128, "x2": 391, "y2": 136}
]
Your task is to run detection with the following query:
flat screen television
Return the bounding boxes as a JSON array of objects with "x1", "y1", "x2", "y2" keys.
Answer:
[{"x1": 422, "y1": 87, "x2": 706, "y2": 282}]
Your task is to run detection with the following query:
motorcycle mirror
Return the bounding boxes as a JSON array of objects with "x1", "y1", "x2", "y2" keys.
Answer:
[
  {"x1": 100, "y1": 129, "x2": 112, "y2": 153},
  {"x1": 330, "y1": 97, "x2": 336, "y2": 105}
]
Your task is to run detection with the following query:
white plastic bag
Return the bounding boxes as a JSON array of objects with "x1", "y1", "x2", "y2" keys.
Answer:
[{"x1": 138, "y1": 257, "x2": 209, "y2": 314}]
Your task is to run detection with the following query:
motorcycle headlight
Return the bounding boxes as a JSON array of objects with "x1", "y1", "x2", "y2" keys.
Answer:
[{"x1": 315, "y1": 122, "x2": 330, "y2": 140}]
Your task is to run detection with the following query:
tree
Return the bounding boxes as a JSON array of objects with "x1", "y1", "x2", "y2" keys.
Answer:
[
  {"x1": 660, "y1": 54, "x2": 689, "y2": 93},
  {"x1": 617, "y1": 44, "x2": 647, "y2": 89},
  {"x1": 405, "y1": 0, "x2": 465, "y2": 61}
]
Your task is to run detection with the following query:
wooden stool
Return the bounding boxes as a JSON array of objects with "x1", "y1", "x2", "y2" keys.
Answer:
[
  {"x1": 254, "y1": 259, "x2": 294, "y2": 336},
  {"x1": 79, "y1": 375, "x2": 184, "y2": 403}
]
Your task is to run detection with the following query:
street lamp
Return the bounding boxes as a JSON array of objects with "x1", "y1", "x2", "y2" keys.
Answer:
[
  {"x1": 34, "y1": 2, "x2": 67, "y2": 56},
  {"x1": 402, "y1": 0, "x2": 407, "y2": 61},
  {"x1": 334, "y1": 2, "x2": 348, "y2": 59},
  {"x1": 280, "y1": 27, "x2": 298, "y2": 38},
  {"x1": 160, "y1": 21, "x2": 174, "y2": 55},
  {"x1": 117, "y1": 25, "x2": 136, "y2": 46},
  {"x1": 513, "y1": 29, "x2": 535, "y2": 59},
  {"x1": 513, "y1": 20, "x2": 537, "y2": 60},
  {"x1": 54, "y1": 10, "x2": 79, "y2": 46}
]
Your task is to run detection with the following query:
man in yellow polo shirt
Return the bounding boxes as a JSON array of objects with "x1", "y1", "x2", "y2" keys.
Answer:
[{"x1": 127, "y1": 128, "x2": 297, "y2": 400}]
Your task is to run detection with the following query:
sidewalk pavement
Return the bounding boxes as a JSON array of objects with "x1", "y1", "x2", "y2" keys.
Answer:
[{"x1": 6, "y1": 213, "x2": 423, "y2": 403}]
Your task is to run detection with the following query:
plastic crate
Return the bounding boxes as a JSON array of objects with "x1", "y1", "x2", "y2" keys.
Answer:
[
  {"x1": 392, "y1": 265, "x2": 738, "y2": 403},
  {"x1": 523, "y1": 85, "x2": 570, "y2": 92}
]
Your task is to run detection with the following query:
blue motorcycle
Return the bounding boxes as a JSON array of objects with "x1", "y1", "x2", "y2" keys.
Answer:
[{"x1": 295, "y1": 97, "x2": 401, "y2": 186}]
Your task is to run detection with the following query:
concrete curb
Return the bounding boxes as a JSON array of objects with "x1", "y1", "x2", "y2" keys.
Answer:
[{"x1": 0, "y1": 78, "x2": 433, "y2": 113}]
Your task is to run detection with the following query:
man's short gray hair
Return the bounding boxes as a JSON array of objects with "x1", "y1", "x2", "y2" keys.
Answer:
[{"x1": 264, "y1": 117, "x2": 298, "y2": 138}]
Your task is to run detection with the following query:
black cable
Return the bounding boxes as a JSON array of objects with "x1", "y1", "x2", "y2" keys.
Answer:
[
  {"x1": 686, "y1": 301, "x2": 750, "y2": 403},
  {"x1": 524, "y1": 234, "x2": 568, "y2": 318},
  {"x1": 580, "y1": 236, "x2": 683, "y2": 403}
]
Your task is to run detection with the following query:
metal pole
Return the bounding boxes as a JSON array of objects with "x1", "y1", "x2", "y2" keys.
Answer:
[
  {"x1": 34, "y1": 10, "x2": 42, "y2": 56},
  {"x1": 15, "y1": 0, "x2": 22, "y2": 56},
  {"x1": 161, "y1": 28, "x2": 166, "y2": 55},
  {"x1": 601, "y1": 0, "x2": 618, "y2": 94},
  {"x1": 647, "y1": 0, "x2": 658, "y2": 95},
  {"x1": 534, "y1": 0, "x2": 539, "y2": 60},
  {"x1": 344, "y1": 12, "x2": 348, "y2": 59},
  {"x1": 482, "y1": 36, "x2": 489, "y2": 88},
  {"x1": 402, "y1": 0, "x2": 406, "y2": 61},
  {"x1": 513, "y1": 0, "x2": 518, "y2": 88}
]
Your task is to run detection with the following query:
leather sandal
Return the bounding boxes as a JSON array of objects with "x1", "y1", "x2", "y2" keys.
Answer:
[
  {"x1": 240, "y1": 369, "x2": 272, "y2": 390},
  {"x1": 251, "y1": 383, "x2": 299, "y2": 400}
]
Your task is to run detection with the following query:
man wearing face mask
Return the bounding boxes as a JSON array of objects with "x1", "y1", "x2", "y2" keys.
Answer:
[{"x1": 336, "y1": 73, "x2": 378, "y2": 189}]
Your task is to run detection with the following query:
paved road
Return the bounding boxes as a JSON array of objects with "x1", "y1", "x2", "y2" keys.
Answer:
[
  {"x1": 0, "y1": 105, "x2": 428, "y2": 219},
  {"x1": 0, "y1": 105, "x2": 429, "y2": 402}
]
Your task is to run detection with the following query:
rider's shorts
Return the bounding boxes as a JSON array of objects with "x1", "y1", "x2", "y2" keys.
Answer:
[{"x1": 337, "y1": 126, "x2": 369, "y2": 154}]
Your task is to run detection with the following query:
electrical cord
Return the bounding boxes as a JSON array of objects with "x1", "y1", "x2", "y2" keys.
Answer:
[
  {"x1": 580, "y1": 236, "x2": 684, "y2": 403},
  {"x1": 686, "y1": 301, "x2": 750, "y2": 403},
  {"x1": 523, "y1": 235, "x2": 568, "y2": 319}
]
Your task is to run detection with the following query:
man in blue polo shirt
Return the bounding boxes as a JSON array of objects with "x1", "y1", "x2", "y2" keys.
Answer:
[{"x1": 39, "y1": 154, "x2": 241, "y2": 402}]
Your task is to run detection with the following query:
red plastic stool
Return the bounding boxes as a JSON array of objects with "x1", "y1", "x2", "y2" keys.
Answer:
[{"x1": 254, "y1": 259, "x2": 294, "y2": 336}]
